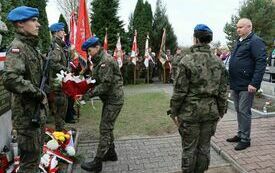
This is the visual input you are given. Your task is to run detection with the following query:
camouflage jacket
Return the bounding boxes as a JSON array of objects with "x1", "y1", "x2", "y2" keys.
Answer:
[
  {"x1": 170, "y1": 44, "x2": 228, "y2": 122},
  {"x1": 91, "y1": 49, "x2": 124, "y2": 105},
  {"x1": 171, "y1": 54, "x2": 183, "y2": 79},
  {"x1": 48, "y1": 36, "x2": 68, "y2": 91},
  {"x1": 2, "y1": 33, "x2": 46, "y2": 129}
]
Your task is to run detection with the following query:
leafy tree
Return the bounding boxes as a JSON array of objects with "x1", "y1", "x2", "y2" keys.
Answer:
[
  {"x1": 90, "y1": 0, "x2": 126, "y2": 51},
  {"x1": 56, "y1": 0, "x2": 78, "y2": 22},
  {"x1": 23, "y1": 0, "x2": 51, "y2": 53},
  {"x1": 151, "y1": 0, "x2": 177, "y2": 55},
  {"x1": 224, "y1": 0, "x2": 275, "y2": 51},
  {"x1": 211, "y1": 41, "x2": 221, "y2": 50}
]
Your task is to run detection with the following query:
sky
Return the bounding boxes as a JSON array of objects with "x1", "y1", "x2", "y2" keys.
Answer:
[{"x1": 46, "y1": 0, "x2": 244, "y2": 46}]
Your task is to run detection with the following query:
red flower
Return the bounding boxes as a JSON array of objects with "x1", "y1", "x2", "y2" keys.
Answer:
[{"x1": 61, "y1": 75, "x2": 95, "y2": 100}]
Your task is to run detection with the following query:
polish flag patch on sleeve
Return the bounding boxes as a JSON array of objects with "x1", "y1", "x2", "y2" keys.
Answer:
[{"x1": 11, "y1": 48, "x2": 20, "y2": 53}]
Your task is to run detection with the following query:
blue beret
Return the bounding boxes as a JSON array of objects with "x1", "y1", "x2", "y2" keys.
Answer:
[
  {"x1": 82, "y1": 36, "x2": 100, "y2": 51},
  {"x1": 49, "y1": 22, "x2": 65, "y2": 32},
  {"x1": 7, "y1": 6, "x2": 39, "y2": 22},
  {"x1": 194, "y1": 24, "x2": 212, "y2": 33}
]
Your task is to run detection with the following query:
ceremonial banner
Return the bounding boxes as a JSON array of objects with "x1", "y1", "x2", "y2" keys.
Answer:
[
  {"x1": 75, "y1": 0, "x2": 92, "y2": 69},
  {"x1": 69, "y1": 11, "x2": 77, "y2": 45},
  {"x1": 103, "y1": 28, "x2": 108, "y2": 53},
  {"x1": 158, "y1": 28, "x2": 166, "y2": 65},
  {"x1": 113, "y1": 34, "x2": 123, "y2": 68},
  {"x1": 144, "y1": 34, "x2": 150, "y2": 68},
  {"x1": 131, "y1": 30, "x2": 138, "y2": 65}
]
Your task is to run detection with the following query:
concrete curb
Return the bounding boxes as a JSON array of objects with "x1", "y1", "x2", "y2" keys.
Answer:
[
  {"x1": 210, "y1": 140, "x2": 248, "y2": 173},
  {"x1": 78, "y1": 133, "x2": 180, "y2": 144},
  {"x1": 66, "y1": 129, "x2": 80, "y2": 173}
]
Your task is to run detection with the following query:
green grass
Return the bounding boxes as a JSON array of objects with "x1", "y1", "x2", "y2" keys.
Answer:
[{"x1": 75, "y1": 91, "x2": 177, "y2": 139}]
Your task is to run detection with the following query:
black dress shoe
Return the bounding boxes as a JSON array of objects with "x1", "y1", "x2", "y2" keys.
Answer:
[
  {"x1": 226, "y1": 136, "x2": 241, "y2": 142},
  {"x1": 65, "y1": 120, "x2": 76, "y2": 124},
  {"x1": 102, "y1": 144, "x2": 118, "y2": 161},
  {"x1": 234, "y1": 141, "x2": 251, "y2": 151},
  {"x1": 81, "y1": 157, "x2": 102, "y2": 172}
]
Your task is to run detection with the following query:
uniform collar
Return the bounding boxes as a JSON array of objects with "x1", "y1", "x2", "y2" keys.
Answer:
[
  {"x1": 91, "y1": 48, "x2": 104, "y2": 65},
  {"x1": 53, "y1": 36, "x2": 65, "y2": 48},
  {"x1": 190, "y1": 44, "x2": 211, "y2": 53},
  {"x1": 15, "y1": 32, "x2": 39, "y2": 47}
]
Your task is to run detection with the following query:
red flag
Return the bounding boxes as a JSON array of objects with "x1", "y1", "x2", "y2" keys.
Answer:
[
  {"x1": 113, "y1": 33, "x2": 123, "y2": 68},
  {"x1": 69, "y1": 11, "x2": 77, "y2": 45},
  {"x1": 131, "y1": 30, "x2": 138, "y2": 65},
  {"x1": 103, "y1": 28, "x2": 108, "y2": 53},
  {"x1": 75, "y1": 0, "x2": 92, "y2": 69}
]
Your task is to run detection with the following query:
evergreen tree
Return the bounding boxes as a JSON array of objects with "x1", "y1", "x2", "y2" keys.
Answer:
[
  {"x1": 224, "y1": 16, "x2": 239, "y2": 50},
  {"x1": 58, "y1": 14, "x2": 68, "y2": 34},
  {"x1": 131, "y1": 0, "x2": 153, "y2": 56},
  {"x1": 58, "y1": 13, "x2": 70, "y2": 45},
  {"x1": 151, "y1": 0, "x2": 177, "y2": 55},
  {"x1": 0, "y1": 0, "x2": 23, "y2": 50},
  {"x1": 126, "y1": 13, "x2": 134, "y2": 53},
  {"x1": 90, "y1": 0, "x2": 125, "y2": 51},
  {"x1": 224, "y1": 0, "x2": 275, "y2": 51},
  {"x1": 23, "y1": 0, "x2": 51, "y2": 53}
]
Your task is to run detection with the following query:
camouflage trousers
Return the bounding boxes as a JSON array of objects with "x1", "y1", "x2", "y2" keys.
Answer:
[
  {"x1": 48, "y1": 91, "x2": 68, "y2": 131},
  {"x1": 96, "y1": 103, "x2": 123, "y2": 158},
  {"x1": 17, "y1": 127, "x2": 44, "y2": 173},
  {"x1": 178, "y1": 120, "x2": 218, "y2": 173}
]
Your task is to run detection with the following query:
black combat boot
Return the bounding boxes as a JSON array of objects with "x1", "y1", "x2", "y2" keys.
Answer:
[
  {"x1": 102, "y1": 144, "x2": 118, "y2": 161},
  {"x1": 81, "y1": 157, "x2": 102, "y2": 172}
]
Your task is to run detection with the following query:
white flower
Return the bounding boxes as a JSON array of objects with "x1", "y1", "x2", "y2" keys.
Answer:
[
  {"x1": 65, "y1": 146, "x2": 76, "y2": 156},
  {"x1": 257, "y1": 88, "x2": 263, "y2": 93},
  {"x1": 266, "y1": 101, "x2": 271, "y2": 105},
  {"x1": 86, "y1": 77, "x2": 96, "y2": 84},
  {"x1": 49, "y1": 156, "x2": 58, "y2": 170},
  {"x1": 40, "y1": 153, "x2": 51, "y2": 167},
  {"x1": 55, "y1": 70, "x2": 67, "y2": 82},
  {"x1": 46, "y1": 139, "x2": 59, "y2": 150}
]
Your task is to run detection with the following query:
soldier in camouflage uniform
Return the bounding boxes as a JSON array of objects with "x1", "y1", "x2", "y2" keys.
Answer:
[
  {"x1": 48, "y1": 22, "x2": 68, "y2": 131},
  {"x1": 81, "y1": 36, "x2": 124, "y2": 172},
  {"x1": 2, "y1": 6, "x2": 48, "y2": 173},
  {"x1": 169, "y1": 24, "x2": 228, "y2": 173},
  {"x1": 171, "y1": 47, "x2": 183, "y2": 83}
]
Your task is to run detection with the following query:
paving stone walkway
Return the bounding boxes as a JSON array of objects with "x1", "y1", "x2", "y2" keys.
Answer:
[
  {"x1": 71, "y1": 83, "x2": 237, "y2": 173},
  {"x1": 73, "y1": 135, "x2": 230, "y2": 173},
  {"x1": 213, "y1": 116, "x2": 275, "y2": 173}
]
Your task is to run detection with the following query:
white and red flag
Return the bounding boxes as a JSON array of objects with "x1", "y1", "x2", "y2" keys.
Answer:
[
  {"x1": 69, "y1": 11, "x2": 77, "y2": 45},
  {"x1": 113, "y1": 33, "x2": 123, "y2": 68},
  {"x1": 103, "y1": 28, "x2": 108, "y2": 53},
  {"x1": 144, "y1": 34, "x2": 150, "y2": 68},
  {"x1": 75, "y1": 0, "x2": 92, "y2": 70},
  {"x1": 131, "y1": 30, "x2": 138, "y2": 65}
]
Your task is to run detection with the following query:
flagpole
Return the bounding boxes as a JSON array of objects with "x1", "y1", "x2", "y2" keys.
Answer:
[
  {"x1": 163, "y1": 65, "x2": 166, "y2": 83},
  {"x1": 147, "y1": 32, "x2": 150, "y2": 84},
  {"x1": 159, "y1": 28, "x2": 166, "y2": 84},
  {"x1": 147, "y1": 67, "x2": 149, "y2": 84}
]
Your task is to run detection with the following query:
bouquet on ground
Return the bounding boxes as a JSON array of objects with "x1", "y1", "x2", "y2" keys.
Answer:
[
  {"x1": 55, "y1": 70, "x2": 96, "y2": 100},
  {"x1": 39, "y1": 128, "x2": 76, "y2": 172}
]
